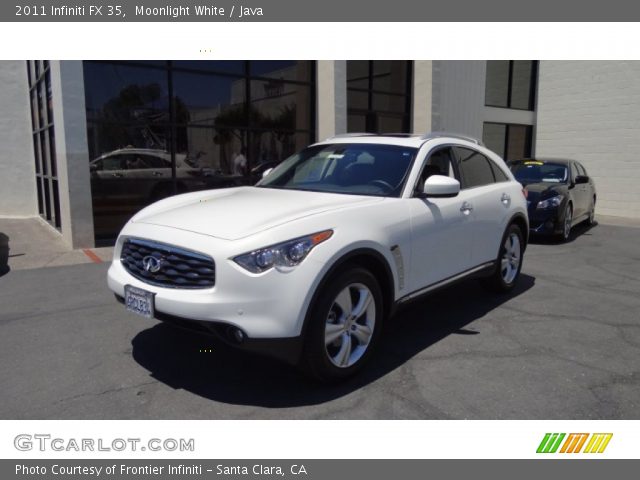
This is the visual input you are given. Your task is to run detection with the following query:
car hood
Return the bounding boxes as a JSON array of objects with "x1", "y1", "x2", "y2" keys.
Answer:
[
  {"x1": 523, "y1": 182, "x2": 568, "y2": 203},
  {"x1": 133, "y1": 186, "x2": 383, "y2": 240}
]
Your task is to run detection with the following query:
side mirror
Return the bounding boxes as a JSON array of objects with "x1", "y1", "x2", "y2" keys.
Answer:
[
  {"x1": 575, "y1": 175, "x2": 589, "y2": 184},
  {"x1": 420, "y1": 175, "x2": 460, "y2": 198},
  {"x1": 262, "y1": 168, "x2": 273, "y2": 178}
]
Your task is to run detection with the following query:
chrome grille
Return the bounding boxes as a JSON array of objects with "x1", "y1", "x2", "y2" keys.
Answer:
[{"x1": 120, "y1": 238, "x2": 215, "y2": 289}]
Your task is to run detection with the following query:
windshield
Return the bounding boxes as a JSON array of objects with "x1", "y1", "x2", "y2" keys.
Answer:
[
  {"x1": 510, "y1": 161, "x2": 568, "y2": 184},
  {"x1": 257, "y1": 143, "x2": 417, "y2": 197}
]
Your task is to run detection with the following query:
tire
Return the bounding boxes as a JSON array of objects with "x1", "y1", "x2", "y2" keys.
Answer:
[
  {"x1": 558, "y1": 202, "x2": 573, "y2": 242},
  {"x1": 301, "y1": 266, "x2": 383, "y2": 382},
  {"x1": 481, "y1": 223, "x2": 524, "y2": 293},
  {"x1": 586, "y1": 196, "x2": 596, "y2": 226}
]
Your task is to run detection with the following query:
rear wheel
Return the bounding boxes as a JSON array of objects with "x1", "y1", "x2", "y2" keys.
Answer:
[
  {"x1": 301, "y1": 266, "x2": 383, "y2": 382},
  {"x1": 481, "y1": 223, "x2": 524, "y2": 293},
  {"x1": 586, "y1": 196, "x2": 596, "y2": 226}
]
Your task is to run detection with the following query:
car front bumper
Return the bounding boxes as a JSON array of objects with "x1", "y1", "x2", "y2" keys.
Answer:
[
  {"x1": 107, "y1": 222, "x2": 326, "y2": 359},
  {"x1": 527, "y1": 207, "x2": 564, "y2": 235}
]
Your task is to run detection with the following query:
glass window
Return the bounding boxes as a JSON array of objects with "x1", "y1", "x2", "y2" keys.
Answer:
[
  {"x1": 454, "y1": 147, "x2": 496, "y2": 189},
  {"x1": 83, "y1": 63, "x2": 169, "y2": 123},
  {"x1": 27, "y1": 60, "x2": 61, "y2": 231},
  {"x1": 173, "y1": 60, "x2": 245, "y2": 75},
  {"x1": 483, "y1": 122, "x2": 533, "y2": 161},
  {"x1": 84, "y1": 60, "x2": 316, "y2": 243},
  {"x1": 259, "y1": 143, "x2": 417, "y2": 197},
  {"x1": 510, "y1": 162, "x2": 569, "y2": 184},
  {"x1": 173, "y1": 71, "x2": 245, "y2": 127},
  {"x1": 488, "y1": 159, "x2": 509, "y2": 182},
  {"x1": 347, "y1": 61, "x2": 412, "y2": 134},
  {"x1": 249, "y1": 80, "x2": 310, "y2": 131},
  {"x1": 485, "y1": 61, "x2": 510, "y2": 108},
  {"x1": 510, "y1": 61, "x2": 535, "y2": 110},
  {"x1": 485, "y1": 60, "x2": 537, "y2": 110},
  {"x1": 505, "y1": 124, "x2": 532, "y2": 161}
]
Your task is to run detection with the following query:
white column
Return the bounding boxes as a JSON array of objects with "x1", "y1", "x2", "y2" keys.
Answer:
[
  {"x1": 412, "y1": 60, "x2": 432, "y2": 134},
  {"x1": 316, "y1": 60, "x2": 347, "y2": 141},
  {"x1": 49, "y1": 61, "x2": 94, "y2": 248}
]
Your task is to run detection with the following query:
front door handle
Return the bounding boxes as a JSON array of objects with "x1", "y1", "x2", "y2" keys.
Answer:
[{"x1": 460, "y1": 202, "x2": 473, "y2": 215}]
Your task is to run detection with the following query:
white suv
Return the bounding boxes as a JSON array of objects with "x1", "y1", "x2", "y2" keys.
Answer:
[{"x1": 108, "y1": 133, "x2": 528, "y2": 381}]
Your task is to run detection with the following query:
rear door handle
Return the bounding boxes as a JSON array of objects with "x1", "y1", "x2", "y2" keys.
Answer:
[
  {"x1": 501, "y1": 193, "x2": 511, "y2": 205},
  {"x1": 460, "y1": 202, "x2": 473, "y2": 215}
]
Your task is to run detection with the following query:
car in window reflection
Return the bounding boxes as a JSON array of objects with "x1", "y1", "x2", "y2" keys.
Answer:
[
  {"x1": 89, "y1": 148, "x2": 243, "y2": 208},
  {"x1": 508, "y1": 158, "x2": 597, "y2": 241}
]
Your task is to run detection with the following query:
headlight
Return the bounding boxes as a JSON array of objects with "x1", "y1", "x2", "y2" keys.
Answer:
[
  {"x1": 537, "y1": 194, "x2": 564, "y2": 209},
  {"x1": 233, "y1": 230, "x2": 333, "y2": 273}
]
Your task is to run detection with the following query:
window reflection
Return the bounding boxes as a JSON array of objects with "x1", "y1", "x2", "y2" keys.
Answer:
[
  {"x1": 84, "y1": 60, "x2": 315, "y2": 243},
  {"x1": 347, "y1": 61, "x2": 411, "y2": 133}
]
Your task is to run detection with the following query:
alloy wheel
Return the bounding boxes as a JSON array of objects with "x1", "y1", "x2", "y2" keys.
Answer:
[
  {"x1": 500, "y1": 233, "x2": 521, "y2": 284},
  {"x1": 564, "y1": 205, "x2": 573, "y2": 240},
  {"x1": 324, "y1": 283, "x2": 376, "y2": 368}
]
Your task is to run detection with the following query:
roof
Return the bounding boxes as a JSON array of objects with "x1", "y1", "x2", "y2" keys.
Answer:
[{"x1": 315, "y1": 132, "x2": 483, "y2": 149}]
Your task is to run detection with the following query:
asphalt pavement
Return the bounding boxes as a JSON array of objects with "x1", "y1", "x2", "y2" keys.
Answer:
[{"x1": 1, "y1": 221, "x2": 639, "y2": 419}]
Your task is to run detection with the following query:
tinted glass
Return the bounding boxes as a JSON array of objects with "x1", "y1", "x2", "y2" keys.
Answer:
[
  {"x1": 250, "y1": 61, "x2": 311, "y2": 82},
  {"x1": 511, "y1": 61, "x2": 535, "y2": 110},
  {"x1": 488, "y1": 159, "x2": 509, "y2": 182},
  {"x1": 259, "y1": 143, "x2": 416, "y2": 197},
  {"x1": 372, "y1": 60, "x2": 408, "y2": 94},
  {"x1": 506, "y1": 124, "x2": 532, "y2": 160},
  {"x1": 483, "y1": 123, "x2": 507, "y2": 157},
  {"x1": 173, "y1": 71, "x2": 244, "y2": 127},
  {"x1": 84, "y1": 61, "x2": 315, "y2": 243},
  {"x1": 485, "y1": 61, "x2": 510, "y2": 107},
  {"x1": 455, "y1": 147, "x2": 496, "y2": 188},
  {"x1": 249, "y1": 80, "x2": 310, "y2": 131},
  {"x1": 83, "y1": 63, "x2": 169, "y2": 123},
  {"x1": 347, "y1": 61, "x2": 411, "y2": 134},
  {"x1": 510, "y1": 162, "x2": 569, "y2": 184},
  {"x1": 173, "y1": 60, "x2": 245, "y2": 74}
]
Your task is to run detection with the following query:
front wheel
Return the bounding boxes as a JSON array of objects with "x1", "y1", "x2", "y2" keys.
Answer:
[
  {"x1": 481, "y1": 223, "x2": 524, "y2": 293},
  {"x1": 301, "y1": 266, "x2": 383, "y2": 382},
  {"x1": 558, "y1": 203, "x2": 573, "y2": 242}
]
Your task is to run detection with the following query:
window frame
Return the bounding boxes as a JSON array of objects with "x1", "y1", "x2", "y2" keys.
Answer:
[
  {"x1": 453, "y1": 146, "x2": 498, "y2": 190},
  {"x1": 485, "y1": 60, "x2": 538, "y2": 112}
]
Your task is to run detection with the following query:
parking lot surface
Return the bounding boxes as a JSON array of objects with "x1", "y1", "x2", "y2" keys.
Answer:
[{"x1": 1, "y1": 221, "x2": 639, "y2": 419}]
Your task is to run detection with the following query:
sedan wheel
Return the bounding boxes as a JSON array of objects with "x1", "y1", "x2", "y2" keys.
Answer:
[{"x1": 562, "y1": 204, "x2": 573, "y2": 241}]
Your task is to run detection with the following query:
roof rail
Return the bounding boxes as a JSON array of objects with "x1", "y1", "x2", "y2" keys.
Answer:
[
  {"x1": 420, "y1": 131, "x2": 484, "y2": 145},
  {"x1": 326, "y1": 132, "x2": 377, "y2": 140}
]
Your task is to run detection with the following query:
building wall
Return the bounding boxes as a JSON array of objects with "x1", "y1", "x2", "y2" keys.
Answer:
[
  {"x1": 431, "y1": 60, "x2": 486, "y2": 139},
  {"x1": 536, "y1": 61, "x2": 640, "y2": 219},
  {"x1": 49, "y1": 61, "x2": 94, "y2": 248},
  {"x1": 0, "y1": 61, "x2": 37, "y2": 217}
]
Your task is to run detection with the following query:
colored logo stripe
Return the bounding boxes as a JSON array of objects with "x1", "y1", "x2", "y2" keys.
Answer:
[
  {"x1": 560, "y1": 433, "x2": 589, "y2": 453},
  {"x1": 583, "y1": 433, "x2": 613, "y2": 453},
  {"x1": 537, "y1": 433, "x2": 613, "y2": 453},
  {"x1": 537, "y1": 433, "x2": 566, "y2": 453}
]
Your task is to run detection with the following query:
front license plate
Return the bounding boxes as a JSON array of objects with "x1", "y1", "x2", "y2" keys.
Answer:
[{"x1": 124, "y1": 285, "x2": 155, "y2": 319}]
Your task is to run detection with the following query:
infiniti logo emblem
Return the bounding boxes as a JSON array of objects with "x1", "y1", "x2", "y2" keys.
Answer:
[{"x1": 142, "y1": 255, "x2": 163, "y2": 273}]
